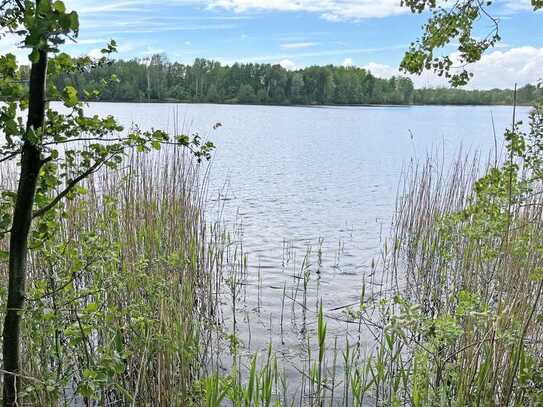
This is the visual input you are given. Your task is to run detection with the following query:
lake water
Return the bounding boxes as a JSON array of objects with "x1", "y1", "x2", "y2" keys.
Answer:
[{"x1": 80, "y1": 102, "x2": 530, "y2": 386}]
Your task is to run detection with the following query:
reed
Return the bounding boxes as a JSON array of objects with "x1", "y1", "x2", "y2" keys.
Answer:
[
  {"x1": 0, "y1": 148, "x2": 222, "y2": 405},
  {"x1": 378, "y1": 107, "x2": 543, "y2": 405},
  {"x1": 200, "y1": 106, "x2": 543, "y2": 406}
]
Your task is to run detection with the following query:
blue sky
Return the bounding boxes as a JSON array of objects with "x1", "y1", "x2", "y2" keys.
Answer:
[{"x1": 2, "y1": 0, "x2": 542, "y2": 89}]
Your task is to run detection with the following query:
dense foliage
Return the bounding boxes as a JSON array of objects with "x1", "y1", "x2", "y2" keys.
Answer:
[
  {"x1": 413, "y1": 85, "x2": 542, "y2": 106},
  {"x1": 49, "y1": 55, "x2": 412, "y2": 105},
  {"x1": 45, "y1": 55, "x2": 542, "y2": 106}
]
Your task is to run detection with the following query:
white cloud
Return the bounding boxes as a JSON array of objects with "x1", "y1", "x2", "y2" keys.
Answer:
[
  {"x1": 363, "y1": 47, "x2": 543, "y2": 90},
  {"x1": 500, "y1": 0, "x2": 536, "y2": 13},
  {"x1": 363, "y1": 62, "x2": 398, "y2": 78},
  {"x1": 68, "y1": 0, "x2": 405, "y2": 19},
  {"x1": 279, "y1": 59, "x2": 296, "y2": 70},
  {"x1": 342, "y1": 57, "x2": 353, "y2": 67},
  {"x1": 65, "y1": 0, "x2": 539, "y2": 23},
  {"x1": 87, "y1": 48, "x2": 105, "y2": 60},
  {"x1": 208, "y1": 0, "x2": 406, "y2": 20},
  {"x1": 280, "y1": 42, "x2": 317, "y2": 50},
  {"x1": 463, "y1": 46, "x2": 543, "y2": 89},
  {"x1": 65, "y1": 1, "x2": 240, "y2": 38}
]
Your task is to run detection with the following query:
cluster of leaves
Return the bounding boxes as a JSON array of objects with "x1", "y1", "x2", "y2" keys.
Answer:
[
  {"x1": 17, "y1": 0, "x2": 79, "y2": 61},
  {"x1": 21, "y1": 224, "x2": 126, "y2": 402},
  {"x1": 0, "y1": 2, "x2": 215, "y2": 244},
  {"x1": 401, "y1": 0, "x2": 543, "y2": 86}
]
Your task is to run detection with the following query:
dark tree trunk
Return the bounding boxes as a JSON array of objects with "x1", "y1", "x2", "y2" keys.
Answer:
[{"x1": 2, "y1": 45, "x2": 47, "y2": 407}]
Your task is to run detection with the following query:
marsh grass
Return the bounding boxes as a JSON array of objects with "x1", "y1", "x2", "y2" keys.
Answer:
[
  {"x1": 0, "y1": 148, "x2": 223, "y2": 405},
  {"x1": 384, "y1": 146, "x2": 543, "y2": 405}
]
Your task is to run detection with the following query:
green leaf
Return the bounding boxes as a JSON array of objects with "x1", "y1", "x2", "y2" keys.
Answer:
[
  {"x1": 84, "y1": 303, "x2": 98, "y2": 313},
  {"x1": 38, "y1": 0, "x2": 51, "y2": 13},
  {"x1": 63, "y1": 85, "x2": 79, "y2": 107},
  {"x1": 53, "y1": 1, "x2": 66, "y2": 13},
  {"x1": 68, "y1": 11, "x2": 79, "y2": 32}
]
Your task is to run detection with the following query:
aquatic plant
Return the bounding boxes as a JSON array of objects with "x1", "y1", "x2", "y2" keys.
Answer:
[{"x1": 0, "y1": 150, "x2": 222, "y2": 405}]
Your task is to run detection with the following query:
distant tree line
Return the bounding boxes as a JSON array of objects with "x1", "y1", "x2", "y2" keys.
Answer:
[
  {"x1": 49, "y1": 54, "x2": 542, "y2": 106},
  {"x1": 413, "y1": 86, "x2": 542, "y2": 106}
]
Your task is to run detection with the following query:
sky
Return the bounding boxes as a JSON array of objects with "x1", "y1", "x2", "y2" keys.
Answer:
[{"x1": 1, "y1": 0, "x2": 542, "y2": 89}]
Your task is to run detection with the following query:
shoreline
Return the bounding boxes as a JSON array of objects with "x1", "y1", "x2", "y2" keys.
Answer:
[{"x1": 69, "y1": 100, "x2": 533, "y2": 108}]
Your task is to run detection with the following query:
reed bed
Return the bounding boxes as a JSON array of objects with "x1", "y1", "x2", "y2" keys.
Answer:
[
  {"x1": 0, "y1": 148, "x2": 223, "y2": 406},
  {"x1": 383, "y1": 109, "x2": 543, "y2": 405},
  {"x1": 384, "y1": 149, "x2": 543, "y2": 405}
]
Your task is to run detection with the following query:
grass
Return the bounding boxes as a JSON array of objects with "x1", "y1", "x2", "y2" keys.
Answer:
[{"x1": 0, "y1": 148, "x2": 224, "y2": 405}]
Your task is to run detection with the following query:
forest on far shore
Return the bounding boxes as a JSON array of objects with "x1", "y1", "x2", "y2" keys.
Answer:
[{"x1": 36, "y1": 54, "x2": 543, "y2": 106}]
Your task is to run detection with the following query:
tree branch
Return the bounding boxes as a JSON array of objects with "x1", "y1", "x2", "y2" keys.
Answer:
[
  {"x1": 13, "y1": 0, "x2": 23, "y2": 11},
  {"x1": 32, "y1": 159, "x2": 106, "y2": 219},
  {"x1": 0, "y1": 150, "x2": 21, "y2": 164},
  {"x1": 43, "y1": 137, "x2": 127, "y2": 146}
]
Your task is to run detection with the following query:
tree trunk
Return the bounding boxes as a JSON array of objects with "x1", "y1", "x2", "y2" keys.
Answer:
[{"x1": 2, "y1": 46, "x2": 47, "y2": 407}]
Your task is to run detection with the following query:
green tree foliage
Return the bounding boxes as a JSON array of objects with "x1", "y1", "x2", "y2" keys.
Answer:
[
  {"x1": 413, "y1": 86, "x2": 543, "y2": 105},
  {"x1": 0, "y1": 1, "x2": 214, "y2": 405},
  {"x1": 237, "y1": 83, "x2": 256, "y2": 104},
  {"x1": 401, "y1": 0, "x2": 543, "y2": 86},
  {"x1": 50, "y1": 57, "x2": 420, "y2": 105},
  {"x1": 47, "y1": 56, "x2": 542, "y2": 106}
]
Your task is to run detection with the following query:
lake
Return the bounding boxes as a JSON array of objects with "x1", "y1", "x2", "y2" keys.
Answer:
[{"x1": 80, "y1": 102, "x2": 530, "y2": 383}]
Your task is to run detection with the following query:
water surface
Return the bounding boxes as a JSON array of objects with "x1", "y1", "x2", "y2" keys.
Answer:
[{"x1": 81, "y1": 102, "x2": 530, "y2": 383}]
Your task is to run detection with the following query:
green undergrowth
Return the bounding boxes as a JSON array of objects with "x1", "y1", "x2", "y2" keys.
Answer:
[{"x1": 0, "y1": 151, "x2": 223, "y2": 406}]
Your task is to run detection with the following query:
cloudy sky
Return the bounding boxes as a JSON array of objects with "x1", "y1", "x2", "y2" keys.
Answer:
[{"x1": 2, "y1": 0, "x2": 541, "y2": 89}]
